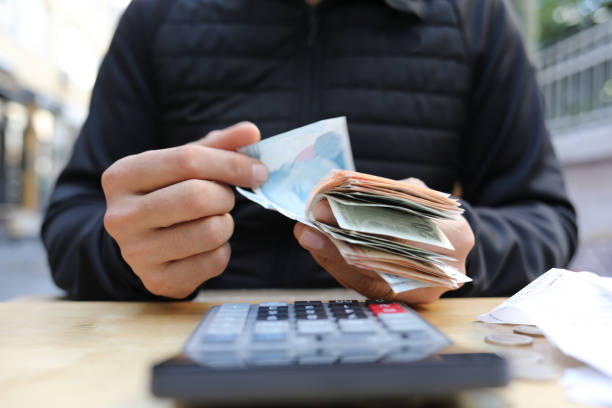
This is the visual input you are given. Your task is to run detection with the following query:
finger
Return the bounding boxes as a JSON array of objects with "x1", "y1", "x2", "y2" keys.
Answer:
[
  {"x1": 399, "y1": 177, "x2": 428, "y2": 188},
  {"x1": 294, "y1": 224, "x2": 394, "y2": 298},
  {"x1": 294, "y1": 224, "x2": 335, "y2": 258},
  {"x1": 193, "y1": 122, "x2": 261, "y2": 151},
  {"x1": 311, "y1": 252, "x2": 391, "y2": 298},
  {"x1": 294, "y1": 224, "x2": 381, "y2": 281},
  {"x1": 136, "y1": 179, "x2": 235, "y2": 229},
  {"x1": 103, "y1": 144, "x2": 268, "y2": 195},
  {"x1": 394, "y1": 287, "x2": 449, "y2": 305},
  {"x1": 146, "y1": 214, "x2": 234, "y2": 264},
  {"x1": 148, "y1": 243, "x2": 231, "y2": 299},
  {"x1": 312, "y1": 199, "x2": 338, "y2": 226}
]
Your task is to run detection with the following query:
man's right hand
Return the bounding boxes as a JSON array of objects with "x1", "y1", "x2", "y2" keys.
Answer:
[{"x1": 101, "y1": 122, "x2": 267, "y2": 298}]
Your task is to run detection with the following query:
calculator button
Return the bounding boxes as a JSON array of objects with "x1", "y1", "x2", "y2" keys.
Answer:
[
  {"x1": 399, "y1": 329, "x2": 429, "y2": 340},
  {"x1": 294, "y1": 306, "x2": 325, "y2": 313},
  {"x1": 259, "y1": 302, "x2": 288, "y2": 307},
  {"x1": 215, "y1": 310, "x2": 248, "y2": 316},
  {"x1": 297, "y1": 321, "x2": 334, "y2": 334},
  {"x1": 329, "y1": 300, "x2": 360, "y2": 306},
  {"x1": 254, "y1": 321, "x2": 289, "y2": 331},
  {"x1": 336, "y1": 313, "x2": 367, "y2": 320},
  {"x1": 295, "y1": 312, "x2": 325, "y2": 318},
  {"x1": 332, "y1": 308, "x2": 366, "y2": 317},
  {"x1": 202, "y1": 333, "x2": 238, "y2": 343},
  {"x1": 338, "y1": 320, "x2": 377, "y2": 333},
  {"x1": 253, "y1": 332, "x2": 288, "y2": 342},
  {"x1": 383, "y1": 319, "x2": 423, "y2": 331},
  {"x1": 295, "y1": 310, "x2": 327, "y2": 316},
  {"x1": 377, "y1": 314, "x2": 414, "y2": 325},
  {"x1": 382, "y1": 323, "x2": 419, "y2": 332},
  {"x1": 257, "y1": 312, "x2": 289, "y2": 319},
  {"x1": 208, "y1": 321, "x2": 243, "y2": 329},
  {"x1": 206, "y1": 328, "x2": 242, "y2": 336},
  {"x1": 249, "y1": 350, "x2": 291, "y2": 366},
  {"x1": 257, "y1": 315, "x2": 288, "y2": 321},
  {"x1": 369, "y1": 304, "x2": 405, "y2": 315},
  {"x1": 329, "y1": 304, "x2": 362, "y2": 311},
  {"x1": 258, "y1": 306, "x2": 288, "y2": 311},
  {"x1": 213, "y1": 317, "x2": 246, "y2": 324},
  {"x1": 296, "y1": 314, "x2": 327, "y2": 320},
  {"x1": 218, "y1": 303, "x2": 251, "y2": 310},
  {"x1": 295, "y1": 304, "x2": 323, "y2": 310},
  {"x1": 377, "y1": 311, "x2": 411, "y2": 319},
  {"x1": 332, "y1": 308, "x2": 365, "y2": 315},
  {"x1": 213, "y1": 318, "x2": 247, "y2": 325}
]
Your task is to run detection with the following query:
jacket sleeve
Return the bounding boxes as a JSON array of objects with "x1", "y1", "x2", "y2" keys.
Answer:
[
  {"x1": 450, "y1": 0, "x2": 578, "y2": 296},
  {"x1": 41, "y1": 0, "x2": 177, "y2": 300}
]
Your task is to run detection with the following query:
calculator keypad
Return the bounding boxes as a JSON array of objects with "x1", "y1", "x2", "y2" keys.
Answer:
[{"x1": 186, "y1": 300, "x2": 450, "y2": 367}]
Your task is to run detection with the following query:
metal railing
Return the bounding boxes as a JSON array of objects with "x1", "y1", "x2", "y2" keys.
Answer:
[{"x1": 537, "y1": 19, "x2": 612, "y2": 135}]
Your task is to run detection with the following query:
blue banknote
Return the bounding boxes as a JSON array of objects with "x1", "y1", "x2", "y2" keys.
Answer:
[{"x1": 237, "y1": 117, "x2": 354, "y2": 223}]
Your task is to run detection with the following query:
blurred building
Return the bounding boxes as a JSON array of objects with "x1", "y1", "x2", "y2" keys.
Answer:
[
  {"x1": 0, "y1": 0, "x2": 611, "y2": 274},
  {"x1": 0, "y1": 0, "x2": 128, "y2": 233},
  {"x1": 537, "y1": 15, "x2": 612, "y2": 271}
]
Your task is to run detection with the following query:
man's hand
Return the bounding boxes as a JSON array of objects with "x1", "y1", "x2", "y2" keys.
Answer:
[
  {"x1": 294, "y1": 178, "x2": 475, "y2": 305},
  {"x1": 101, "y1": 122, "x2": 268, "y2": 298}
]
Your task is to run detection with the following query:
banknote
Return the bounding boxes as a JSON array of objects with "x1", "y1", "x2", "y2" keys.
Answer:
[
  {"x1": 236, "y1": 117, "x2": 354, "y2": 223},
  {"x1": 236, "y1": 119, "x2": 470, "y2": 293},
  {"x1": 378, "y1": 272, "x2": 435, "y2": 292},
  {"x1": 314, "y1": 222, "x2": 455, "y2": 265},
  {"x1": 326, "y1": 196, "x2": 454, "y2": 249}
]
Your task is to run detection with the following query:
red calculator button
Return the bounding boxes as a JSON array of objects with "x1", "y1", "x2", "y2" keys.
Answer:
[{"x1": 369, "y1": 304, "x2": 405, "y2": 315}]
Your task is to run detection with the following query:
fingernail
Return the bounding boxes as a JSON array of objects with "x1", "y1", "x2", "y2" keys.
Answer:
[
  {"x1": 299, "y1": 230, "x2": 324, "y2": 250},
  {"x1": 252, "y1": 164, "x2": 268, "y2": 185},
  {"x1": 313, "y1": 201, "x2": 327, "y2": 221}
]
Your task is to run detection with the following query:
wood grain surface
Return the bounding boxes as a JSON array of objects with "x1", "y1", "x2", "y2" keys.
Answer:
[{"x1": 0, "y1": 289, "x2": 585, "y2": 407}]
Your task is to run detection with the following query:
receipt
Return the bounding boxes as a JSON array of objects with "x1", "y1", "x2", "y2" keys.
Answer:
[{"x1": 479, "y1": 268, "x2": 612, "y2": 379}]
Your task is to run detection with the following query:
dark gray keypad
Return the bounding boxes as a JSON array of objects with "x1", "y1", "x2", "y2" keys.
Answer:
[{"x1": 185, "y1": 300, "x2": 451, "y2": 367}]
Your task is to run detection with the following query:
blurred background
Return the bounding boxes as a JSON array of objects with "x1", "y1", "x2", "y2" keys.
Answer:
[{"x1": 0, "y1": 0, "x2": 611, "y2": 300}]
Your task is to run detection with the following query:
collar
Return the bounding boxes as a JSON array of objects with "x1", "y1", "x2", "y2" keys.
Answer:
[{"x1": 383, "y1": 0, "x2": 423, "y2": 19}]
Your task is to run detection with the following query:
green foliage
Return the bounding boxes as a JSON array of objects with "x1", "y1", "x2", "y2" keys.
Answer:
[{"x1": 539, "y1": 0, "x2": 612, "y2": 47}]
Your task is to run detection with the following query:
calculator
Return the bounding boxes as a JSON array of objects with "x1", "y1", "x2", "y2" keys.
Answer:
[{"x1": 152, "y1": 300, "x2": 509, "y2": 404}]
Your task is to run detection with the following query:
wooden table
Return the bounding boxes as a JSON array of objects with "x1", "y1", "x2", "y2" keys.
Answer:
[{"x1": 0, "y1": 289, "x2": 585, "y2": 407}]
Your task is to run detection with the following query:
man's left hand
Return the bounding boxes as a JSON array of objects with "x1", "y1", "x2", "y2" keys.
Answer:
[{"x1": 293, "y1": 178, "x2": 475, "y2": 305}]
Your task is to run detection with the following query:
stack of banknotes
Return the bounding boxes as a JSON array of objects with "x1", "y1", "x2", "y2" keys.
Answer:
[{"x1": 237, "y1": 117, "x2": 472, "y2": 293}]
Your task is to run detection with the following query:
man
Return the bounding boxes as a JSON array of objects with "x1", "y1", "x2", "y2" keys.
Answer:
[{"x1": 42, "y1": 0, "x2": 578, "y2": 302}]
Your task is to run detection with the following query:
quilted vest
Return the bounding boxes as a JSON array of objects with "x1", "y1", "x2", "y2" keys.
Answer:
[{"x1": 152, "y1": 0, "x2": 469, "y2": 288}]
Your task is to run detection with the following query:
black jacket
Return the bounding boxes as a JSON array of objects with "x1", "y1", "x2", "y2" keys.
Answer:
[{"x1": 42, "y1": 0, "x2": 578, "y2": 300}]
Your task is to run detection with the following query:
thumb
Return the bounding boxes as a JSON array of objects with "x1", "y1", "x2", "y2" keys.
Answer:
[
  {"x1": 192, "y1": 122, "x2": 261, "y2": 151},
  {"x1": 399, "y1": 177, "x2": 428, "y2": 188}
]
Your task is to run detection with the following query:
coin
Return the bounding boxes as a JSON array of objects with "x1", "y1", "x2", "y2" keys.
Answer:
[
  {"x1": 513, "y1": 325, "x2": 544, "y2": 337},
  {"x1": 484, "y1": 333, "x2": 533, "y2": 346},
  {"x1": 511, "y1": 364, "x2": 559, "y2": 381},
  {"x1": 496, "y1": 349, "x2": 543, "y2": 364}
]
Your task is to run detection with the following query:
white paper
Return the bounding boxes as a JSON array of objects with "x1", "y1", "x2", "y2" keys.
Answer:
[
  {"x1": 478, "y1": 268, "x2": 567, "y2": 325},
  {"x1": 479, "y1": 268, "x2": 612, "y2": 379},
  {"x1": 561, "y1": 366, "x2": 612, "y2": 407}
]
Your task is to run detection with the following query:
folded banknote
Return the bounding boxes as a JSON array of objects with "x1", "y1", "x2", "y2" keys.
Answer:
[{"x1": 237, "y1": 117, "x2": 471, "y2": 292}]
